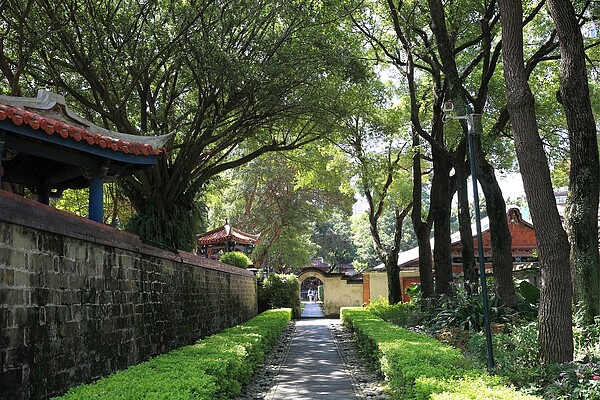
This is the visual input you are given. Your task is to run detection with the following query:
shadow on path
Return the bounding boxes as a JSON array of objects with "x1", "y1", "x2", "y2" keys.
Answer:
[{"x1": 267, "y1": 302, "x2": 359, "y2": 400}]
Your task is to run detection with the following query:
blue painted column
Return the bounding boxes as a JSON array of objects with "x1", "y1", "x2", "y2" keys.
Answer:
[
  {"x1": 89, "y1": 177, "x2": 104, "y2": 223},
  {"x1": 37, "y1": 190, "x2": 50, "y2": 205}
]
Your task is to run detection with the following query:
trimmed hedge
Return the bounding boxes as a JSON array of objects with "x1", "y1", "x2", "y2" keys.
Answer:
[
  {"x1": 340, "y1": 307, "x2": 541, "y2": 400},
  {"x1": 54, "y1": 309, "x2": 292, "y2": 400}
]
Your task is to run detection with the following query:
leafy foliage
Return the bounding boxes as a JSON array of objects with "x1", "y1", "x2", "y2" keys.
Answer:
[
  {"x1": 468, "y1": 322, "x2": 543, "y2": 388},
  {"x1": 55, "y1": 309, "x2": 291, "y2": 400},
  {"x1": 3, "y1": 0, "x2": 369, "y2": 250},
  {"x1": 425, "y1": 289, "x2": 515, "y2": 333},
  {"x1": 311, "y1": 213, "x2": 357, "y2": 267},
  {"x1": 125, "y1": 194, "x2": 206, "y2": 251},
  {"x1": 515, "y1": 280, "x2": 540, "y2": 321},
  {"x1": 219, "y1": 251, "x2": 251, "y2": 269},
  {"x1": 262, "y1": 273, "x2": 301, "y2": 318},
  {"x1": 341, "y1": 308, "x2": 541, "y2": 399},
  {"x1": 544, "y1": 362, "x2": 600, "y2": 399},
  {"x1": 206, "y1": 149, "x2": 353, "y2": 271},
  {"x1": 365, "y1": 296, "x2": 421, "y2": 327}
]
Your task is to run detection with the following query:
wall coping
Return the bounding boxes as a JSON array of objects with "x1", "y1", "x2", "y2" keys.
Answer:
[{"x1": 0, "y1": 190, "x2": 254, "y2": 277}]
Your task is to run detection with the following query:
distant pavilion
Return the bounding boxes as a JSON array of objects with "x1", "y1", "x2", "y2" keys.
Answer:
[
  {"x1": 196, "y1": 220, "x2": 260, "y2": 260},
  {"x1": 0, "y1": 90, "x2": 171, "y2": 223}
]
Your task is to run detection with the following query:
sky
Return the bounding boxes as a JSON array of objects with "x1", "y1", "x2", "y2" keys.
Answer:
[{"x1": 352, "y1": 171, "x2": 528, "y2": 217}]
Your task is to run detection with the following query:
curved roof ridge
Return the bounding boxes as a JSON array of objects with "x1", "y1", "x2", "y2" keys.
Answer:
[{"x1": 0, "y1": 90, "x2": 172, "y2": 149}]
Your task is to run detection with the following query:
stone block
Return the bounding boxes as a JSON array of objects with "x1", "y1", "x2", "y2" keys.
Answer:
[
  {"x1": 65, "y1": 241, "x2": 88, "y2": 262},
  {"x1": 37, "y1": 234, "x2": 64, "y2": 255},
  {"x1": 59, "y1": 322, "x2": 79, "y2": 338},
  {"x1": 3, "y1": 326, "x2": 23, "y2": 348},
  {"x1": 28, "y1": 253, "x2": 53, "y2": 272},
  {"x1": 10, "y1": 307, "x2": 30, "y2": 326},
  {"x1": 11, "y1": 227, "x2": 36, "y2": 251},
  {"x1": 14, "y1": 270, "x2": 35, "y2": 287},
  {"x1": 46, "y1": 272, "x2": 68, "y2": 290},
  {"x1": 0, "y1": 367, "x2": 23, "y2": 393},
  {"x1": 0, "y1": 250, "x2": 27, "y2": 270},
  {"x1": 0, "y1": 288, "x2": 24, "y2": 305},
  {"x1": 4, "y1": 268, "x2": 15, "y2": 286}
]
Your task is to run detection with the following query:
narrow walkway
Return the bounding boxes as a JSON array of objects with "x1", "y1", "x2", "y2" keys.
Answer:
[{"x1": 267, "y1": 302, "x2": 359, "y2": 400}]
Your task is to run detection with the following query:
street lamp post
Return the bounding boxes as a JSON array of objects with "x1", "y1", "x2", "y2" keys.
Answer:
[
  {"x1": 444, "y1": 103, "x2": 495, "y2": 371},
  {"x1": 466, "y1": 105, "x2": 495, "y2": 371}
]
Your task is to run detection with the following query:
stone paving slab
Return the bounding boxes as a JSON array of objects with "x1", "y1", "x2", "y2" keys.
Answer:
[{"x1": 267, "y1": 302, "x2": 360, "y2": 400}]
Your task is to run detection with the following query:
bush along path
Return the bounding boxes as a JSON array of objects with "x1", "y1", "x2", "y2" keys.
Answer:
[
  {"x1": 53, "y1": 309, "x2": 292, "y2": 400},
  {"x1": 341, "y1": 307, "x2": 543, "y2": 400}
]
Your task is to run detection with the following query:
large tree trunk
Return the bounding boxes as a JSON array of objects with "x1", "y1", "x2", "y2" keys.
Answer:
[
  {"x1": 474, "y1": 131, "x2": 518, "y2": 308},
  {"x1": 498, "y1": 0, "x2": 573, "y2": 364},
  {"x1": 431, "y1": 147, "x2": 454, "y2": 295},
  {"x1": 386, "y1": 252, "x2": 402, "y2": 304},
  {"x1": 455, "y1": 140, "x2": 478, "y2": 293},
  {"x1": 412, "y1": 132, "x2": 434, "y2": 299},
  {"x1": 547, "y1": 0, "x2": 600, "y2": 322}
]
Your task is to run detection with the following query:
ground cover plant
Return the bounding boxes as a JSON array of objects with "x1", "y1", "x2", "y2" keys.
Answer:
[
  {"x1": 53, "y1": 309, "x2": 292, "y2": 400},
  {"x1": 341, "y1": 307, "x2": 542, "y2": 399}
]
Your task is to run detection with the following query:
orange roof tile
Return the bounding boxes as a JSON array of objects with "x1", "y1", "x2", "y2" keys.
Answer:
[
  {"x1": 197, "y1": 224, "x2": 260, "y2": 245},
  {"x1": 0, "y1": 104, "x2": 167, "y2": 156}
]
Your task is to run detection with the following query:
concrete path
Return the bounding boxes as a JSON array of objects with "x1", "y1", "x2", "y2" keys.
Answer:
[{"x1": 267, "y1": 302, "x2": 360, "y2": 400}]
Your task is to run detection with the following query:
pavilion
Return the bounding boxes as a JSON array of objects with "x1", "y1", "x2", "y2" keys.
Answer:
[
  {"x1": 0, "y1": 90, "x2": 171, "y2": 223},
  {"x1": 196, "y1": 220, "x2": 260, "y2": 260}
]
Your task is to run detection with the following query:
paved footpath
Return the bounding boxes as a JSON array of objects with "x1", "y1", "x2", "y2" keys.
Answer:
[{"x1": 267, "y1": 302, "x2": 360, "y2": 400}]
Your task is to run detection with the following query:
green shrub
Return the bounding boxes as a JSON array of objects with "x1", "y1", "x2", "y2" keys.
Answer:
[
  {"x1": 263, "y1": 273, "x2": 301, "y2": 318},
  {"x1": 54, "y1": 309, "x2": 292, "y2": 400},
  {"x1": 573, "y1": 307, "x2": 600, "y2": 361},
  {"x1": 219, "y1": 251, "x2": 251, "y2": 269},
  {"x1": 514, "y1": 281, "x2": 540, "y2": 321},
  {"x1": 365, "y1": 296, "x2": 421, "y2": 327},
  {"x1": 341, "y1": 307, "x2": 541, "y2": 400},
  {"x1": 426, "y1": 289, "x2": 514, "y2": 333},
  {"x1": 467, "y1": 321, "x2": 547, "y2": 389}
]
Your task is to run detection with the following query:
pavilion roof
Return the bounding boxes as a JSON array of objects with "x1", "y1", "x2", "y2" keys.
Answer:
[
  {"x1": 197, "y1": 223, "x2": 260, "y2": 245},
  {"x1": 0, "y1": 90, "x2": 170, "y2": 156}
]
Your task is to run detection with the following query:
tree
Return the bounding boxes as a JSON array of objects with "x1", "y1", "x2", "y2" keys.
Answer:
[
  {"x1": 546, "y1": 0, "x2": 600, "y2": 322},
  {"x1": 312, "y1": 214, "x2": 357, "y2": 267},
  {"x1": 352, "y1": 0, "x2": 512, "y2": 298},
  {"x1": 352, "y1": 0, "x2": 577, "y2": 307},
  {"x1": 337, "y1": 84, "x2": 413, "y2": 304},
  {"x1": 2, "y1": 0, "x2": 368, "y2": 251},
  {"x1": 205, "y1": 146, "x2": 353, "y2": 272},
  {"x1": 410, "y1": 131, "x2": 435, "y2": 299},
  {"x1": 498, "y1": 0, "x2": 573, "y2": 364}
]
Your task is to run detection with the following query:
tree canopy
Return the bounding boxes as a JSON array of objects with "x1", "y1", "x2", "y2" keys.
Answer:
[{"x1": 1, "y1": 0, "x2": 368, "y2": 250}]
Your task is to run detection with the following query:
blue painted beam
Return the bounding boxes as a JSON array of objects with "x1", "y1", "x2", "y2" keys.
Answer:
[{"x1": 0, "y1": 120, "x2": 158, "y2": 165}]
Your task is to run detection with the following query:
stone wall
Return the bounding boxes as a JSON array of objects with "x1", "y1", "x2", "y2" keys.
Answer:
[{"x1": 0, "y1": 191, "x2": 257, "y2": 400}]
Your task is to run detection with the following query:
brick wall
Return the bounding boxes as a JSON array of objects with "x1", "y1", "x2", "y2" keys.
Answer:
[{"x1": 0, "y1": 192, "x2": 257, "y2": 399}]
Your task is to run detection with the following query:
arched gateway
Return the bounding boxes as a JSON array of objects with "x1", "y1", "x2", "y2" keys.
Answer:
[{"x1": 297, "y1": 267, "x2": 363, "y2": 317}]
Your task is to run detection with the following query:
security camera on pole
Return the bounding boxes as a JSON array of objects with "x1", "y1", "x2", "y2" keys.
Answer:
[{"x1": 443, "y1": 102, "x2": 495, "y2": 372}]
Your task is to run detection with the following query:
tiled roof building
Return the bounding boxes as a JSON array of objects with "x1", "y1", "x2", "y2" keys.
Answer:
[{"x1": 0, "y1": 90, "x2": 171, "y2": 222}]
